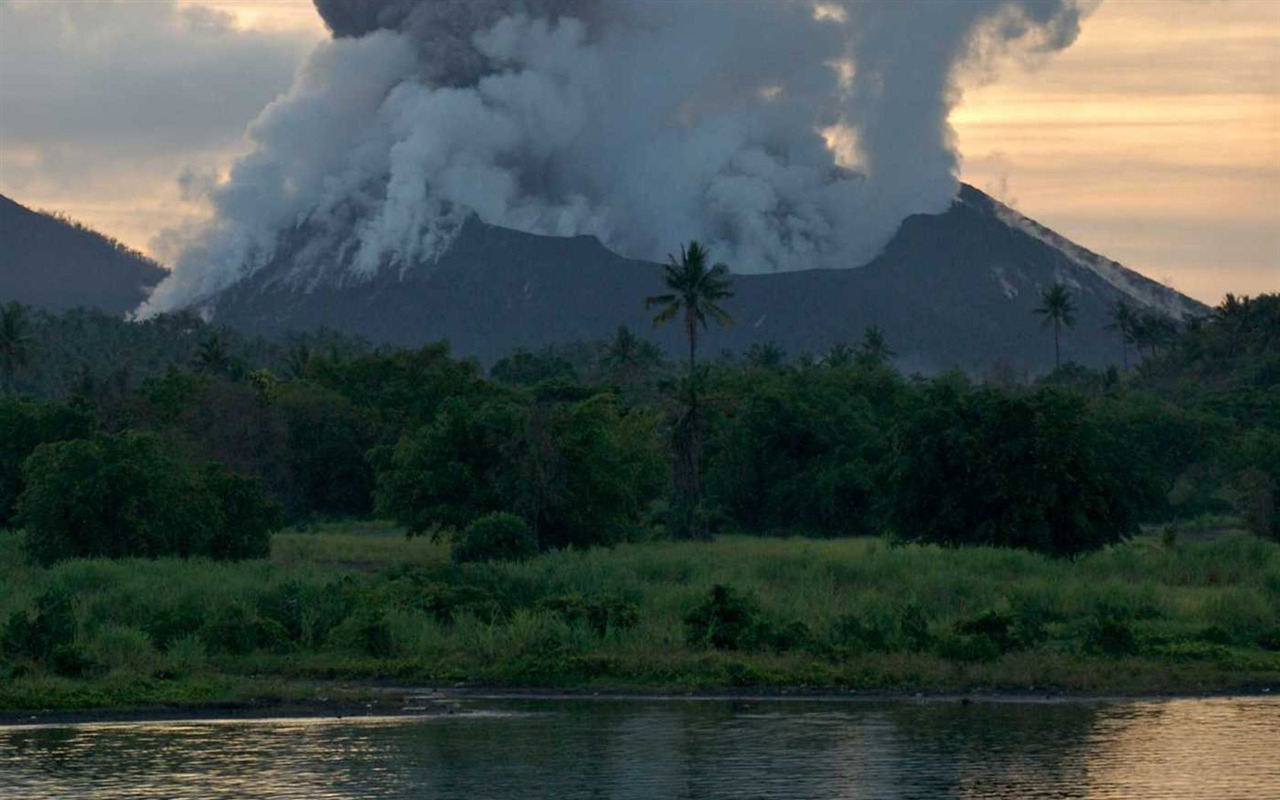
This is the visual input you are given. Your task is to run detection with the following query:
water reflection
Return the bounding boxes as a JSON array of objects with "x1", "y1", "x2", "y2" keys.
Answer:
[{"x1": 1, "y1": 697, "x2": 1276, "y2": 799}]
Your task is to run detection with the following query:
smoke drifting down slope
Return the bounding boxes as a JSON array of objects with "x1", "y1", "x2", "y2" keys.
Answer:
[{"x1": 143, "y1": 0, "x2": 1091, "y2": 314}]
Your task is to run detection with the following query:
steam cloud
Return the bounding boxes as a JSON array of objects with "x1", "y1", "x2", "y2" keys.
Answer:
[{"x1": 142, "y1": 0, "x2": 1090, "y2": 314}]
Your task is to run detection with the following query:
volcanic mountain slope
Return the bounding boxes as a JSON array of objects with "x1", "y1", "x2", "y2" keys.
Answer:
[
  {"x1": 0, "y1": 194, "x2": 166, "y2": 314},
  {"x1": 207, "y1": 184, "x2": 1206, "y2": 373}
]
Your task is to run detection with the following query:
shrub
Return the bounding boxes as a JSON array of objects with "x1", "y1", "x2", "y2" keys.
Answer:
[
  {"x1": 18, "y1": 432, "x2": 281, "y2": 564},
  {"x1": 538, "y1": 593, "x2": 639, "y2": 636},
  {"x1": 86, "y1": 624, "x2": 158, "y2": 672},
  {"x1": 201, "y1": 604, "x2": 265, "y2": 656},
  {"x1": 2, "y1": 588, "x2": 78, "y2": 662},
  {"x1": 452, "y1": 513, "x2": 537, "y2": 564},
  {"x1": 49, "y1": 643, "x2": 95, "y2": 678},
  {"x1": 684, "y1": 584, "x2": 760, "y2": 651},
  {"x1": 833, "y1": 614, "x2": 891, "y2": 653},
  {"x1": 328, "y1": 608, "x2": 395, "y2": 657},
  {"x1": 1083, "y1": 615, "x2": 1138, "y2": 656},
  {"x1": 1231, "y1": 468, "x2": 1278, "y2": 543},
  {"x1": 200, "y1": 467, "x2": 284, "y2": 560}
]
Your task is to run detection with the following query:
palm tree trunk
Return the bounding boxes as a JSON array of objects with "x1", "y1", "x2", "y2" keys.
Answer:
[
  {"x1": 675, "y1": 310, "x2": 705, "y2": 540},
  {"x1": 1054, "y1": 321, "x2": 1061, "y2": 369}
]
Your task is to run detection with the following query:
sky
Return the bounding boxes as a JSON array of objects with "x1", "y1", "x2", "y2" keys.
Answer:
[{"x1": 0, "y1": 0, "x2": 1276, "y2": 304}]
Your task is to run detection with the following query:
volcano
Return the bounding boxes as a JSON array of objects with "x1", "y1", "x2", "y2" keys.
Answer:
[{"x1": 203, "y1": 183, "x2": 1204, "y2": 373}]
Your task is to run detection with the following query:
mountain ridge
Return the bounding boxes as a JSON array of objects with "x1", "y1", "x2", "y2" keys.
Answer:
[
  {"x1": 206, "y1": 183, "x2": 1205, "y2": 373},
  {"x1": 0, "y1": 194, "x2": 166, "y2": 314}
]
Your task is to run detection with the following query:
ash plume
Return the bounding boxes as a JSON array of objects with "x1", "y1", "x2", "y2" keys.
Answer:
[{"x1": 142, "y1": 0, "x2": 1092, "y2": 315}]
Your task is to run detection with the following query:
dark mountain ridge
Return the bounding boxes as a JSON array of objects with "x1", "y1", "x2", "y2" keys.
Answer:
[
  {"x1": 208, "y1": 183, "x2": 1205, "y2": 374},
  {"x1": 0, "y1": 194, "x2": 166, "y2": 314}
]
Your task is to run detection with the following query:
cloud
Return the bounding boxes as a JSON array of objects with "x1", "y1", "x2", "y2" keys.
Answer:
[{"x1": 0, "y1": 0, "x2": 318, "y2": 251}]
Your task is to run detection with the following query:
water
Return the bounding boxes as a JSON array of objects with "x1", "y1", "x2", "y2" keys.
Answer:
[{"x1": 2, "y1": 696, "x2": 1278, "y2": 799}]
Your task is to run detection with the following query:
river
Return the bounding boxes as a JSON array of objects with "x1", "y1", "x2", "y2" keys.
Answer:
[{"x1": 3, "y1": 695, "x2": 1277, "y2": 799}]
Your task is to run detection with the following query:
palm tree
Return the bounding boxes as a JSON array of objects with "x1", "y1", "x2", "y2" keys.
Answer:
[
  {"x1": 645, "y1": 241, "x2": 734, "y2": 539},
  {"x1": 1034, "y1": 283, "x2": 1077, "y2": 369},
  {"x1": 855, "y1": 326, "x2": 895, "y2": 368},
  {"x1": 745, "y1": 341, "x2": 786, "y2": 369},
  {"x1": 601, "y1": 324, "x2": 665, "y2": 389},
  {"x1": 823, "y1": 342, "x2": 855, "y2": 369},
  {"x1": 192, "y1": 330, "x2": 233, "y2": 376},
  {"x1": 0, "y1": 302, "x2": 33, "y2": 393},
  {"x1": 1108, "y1": 299, "x2": 1137, "y2": 370},
  {"x1": 645, "y1": 241, "x2": 734, "y2": 391}
]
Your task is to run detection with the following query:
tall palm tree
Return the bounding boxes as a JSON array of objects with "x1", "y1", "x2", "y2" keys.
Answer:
[
  {"x1": 645, "y1": 241, "x2": 734, "y2": 390},
  {"x1": 1108, "y1": 299, "x2": 1137, "y2": 370},
  {"x1": 855, "y1": 325, "x2": 895, "y2": 368},
  {"x1": 0, "y1": 302, "x2": 33, "y2": 394},
  {"x1": 645, "y1": 242, "x2": 733, "y2": 540},
  {"x1": 1034, "y1": 283, "x2": 1077, "y2": 369}
]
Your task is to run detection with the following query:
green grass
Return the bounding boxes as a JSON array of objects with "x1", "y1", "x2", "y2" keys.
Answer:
[{"x1": 2, "y1": 527, "x2": 1279, "y2": 712}]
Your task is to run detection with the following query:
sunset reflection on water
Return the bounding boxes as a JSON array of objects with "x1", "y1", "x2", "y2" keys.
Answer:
[{"x1": 2, "y1": 697, "x2": 1276, "y2": 799}]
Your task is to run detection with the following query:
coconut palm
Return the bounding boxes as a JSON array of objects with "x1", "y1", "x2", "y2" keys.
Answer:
[
  {"x1": 1108, "y1": 299, "x2": 1137, "y2": 370},
  {"x1": 600, "y1": 324, "x2": 665, "y2": 390},
  {"x1": 645, "y1": 241, "x2": 734, "y2": 387},
  {"x1": 1034, "y1": 283, "x2": 1077, "y2": 369},
  {"x1": 0, "y1": 302, "x2": 33, "y2": 393},
  {"x1": 645, "y1": 242, "x2": 733, "y2": 539},
  {"x1": 745, "y1": 340, "x2": 786, "y2": 369},
  {"x1": 823, "y1": 342, "x2": 855, "y2": 369},
  {"x1": 855, "y1": 326, "x2": 895, "y2": 368}
]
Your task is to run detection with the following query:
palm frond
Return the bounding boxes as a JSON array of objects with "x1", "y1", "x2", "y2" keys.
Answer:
[{"x1": 652, "y1": 304, "x2": 680, "y2": 325}]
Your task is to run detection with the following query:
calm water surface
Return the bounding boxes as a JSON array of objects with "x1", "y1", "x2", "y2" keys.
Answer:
[{"x1": 2, "y1": 696, "x2": 1278, "y2": 799}]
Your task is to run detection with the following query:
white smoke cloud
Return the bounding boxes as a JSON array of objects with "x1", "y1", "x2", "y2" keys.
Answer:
[{"x1": 142, "y1": 0, "x2": 1091, "y2": 315}]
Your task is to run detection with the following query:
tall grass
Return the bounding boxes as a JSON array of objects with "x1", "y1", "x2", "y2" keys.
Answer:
[{"x1": 2, "y1": 527, "x2": 1278, "y2": 710}]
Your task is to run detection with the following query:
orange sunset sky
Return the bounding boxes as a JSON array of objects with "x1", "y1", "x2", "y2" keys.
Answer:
[{"x1": 0, "y1": 0, "x2": 1276, "y2": 303}]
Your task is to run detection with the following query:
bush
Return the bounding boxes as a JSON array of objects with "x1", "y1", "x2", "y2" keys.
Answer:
[
  {"x1": 538, "y1": 593, "x2": 639, "y2": 636},
  {"x1": 202, "y1": 604, "x2": 266, "y2": 656},
  {"x1": 2, "y1": 588, "x2": 78, "y2": 662},
  {"x1": 1083, "y1": 615, "x2": 1138, "y2": 657},
  {"x1": 452, "y1": 513, "x2": 537, "y2": 564},
  {"x1": 17, "y1": 431, "x2": 281, "y2": 564},
  {"x1": 328, "y1": 608, "x2": 395, "y2": 657},
  {"x1": 888, "y1": 383, "x2": 1140, "y2": 557},
  {"x1": 1232, "y1": 468, "x2": 1278, "y2": 542},
  {"x1": 684, "y1": 584, "x2": 760, "y2": 651},
  {"x1": 201, "y1": 467, "x2": 284, "y2": 560}
]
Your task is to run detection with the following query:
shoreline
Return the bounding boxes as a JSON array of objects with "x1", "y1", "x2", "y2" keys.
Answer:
[{"x1": 3, "y1": 682, "x2": 1276, "y2": 728}]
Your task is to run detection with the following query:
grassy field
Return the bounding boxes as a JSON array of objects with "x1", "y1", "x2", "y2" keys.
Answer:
[{"x1": 2, "y1": 524, "x2": 1279, "y2": 712}]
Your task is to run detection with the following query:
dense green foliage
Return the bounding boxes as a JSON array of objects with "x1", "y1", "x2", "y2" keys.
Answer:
[
  {"x1": 1, "y1": 529, "x2": 1277, "y2": 709},
  {"x1": 18, "y1": 432, "x2": 281, "y2": 564},
  {"x1": 0, "y1": 293, "x2": 1275, "y2": 564},
  {"x1": 376, "y1": 392, "x2": 664, "y2": 550},
  {"x1": 0, "y1": 397, "x2": 92, "y2": 527},
  {"x1": 887, "y1": 383, "x2": 1140, "y2": 557}
]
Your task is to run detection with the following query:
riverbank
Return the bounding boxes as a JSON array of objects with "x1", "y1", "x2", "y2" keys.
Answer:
[
  {"x1": 5, "y1": 683, "x2": 1279, "y2": 729},
  {"x1": 2, "y1": 526, "x2": 1278, "y2": 713}
]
